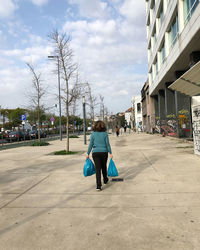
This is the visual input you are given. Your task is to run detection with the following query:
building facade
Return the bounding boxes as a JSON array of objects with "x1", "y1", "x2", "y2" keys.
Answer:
[
  {"x1": 132, "y1": 96, "x2": 143, "y2": 131},
  {"x1": 145, "y1": 0, "x2": 200, "y2": 137},
  {"x1": 125, "y1": 107, "x2": 133, "y2": 128},
  {"x1": 141, "y1": 81, "x2": 155, "y2": 133}
]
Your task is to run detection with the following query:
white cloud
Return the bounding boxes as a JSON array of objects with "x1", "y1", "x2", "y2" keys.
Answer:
[
  {"x1": 62, "y1": 9, "x2": 147, "y2": 112},
  {"x1": 28, "y1": 34, "x2": 44, "y2": 45},
  {"x1": 31, "y1": 0, "x2": 49, "y2": 7},
  {"x1": 0, "y1": 30, "x2": 7, "y2": 45},
  {"x1": 69, "y1": 0, "x2": 109, "y2": 19},
  {"x1": 0, "y1": 0, "x2": 18, "y2": 18},
  {"x1": 0, "y1": 67, "x2": 29, "y2": 108},
  {"x1": 0, "y1": 0, "x2": 148, "y2": 113},
  {"x1": 0, "y1": 63, "x2": 57, "y2": 110},
  {"x1": 120, "y1": 0, "x2": 146, "y2": 25},
  {"x1": 0, "y1": 58, "x2": 14, "y2": 67},
  {"x1": 63, "y1": 18, "x2": 147, "y2": 65},
  {"x1": 1, "y1": 45, "x2": 54, "y2": 64}
]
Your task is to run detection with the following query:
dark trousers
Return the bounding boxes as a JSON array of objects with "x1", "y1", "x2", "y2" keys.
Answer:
[{"x1": 92, "y1": 152, "x2": 108, "y2": 188}]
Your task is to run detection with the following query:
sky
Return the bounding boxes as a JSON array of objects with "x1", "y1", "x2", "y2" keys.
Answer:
[{"x1": 0, "y1": 0, "x2": 148, "y2": 115}]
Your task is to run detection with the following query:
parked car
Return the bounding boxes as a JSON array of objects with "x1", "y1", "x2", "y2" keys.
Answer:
[
  {"x1": 29, "y1": 130, "x2": 46, "y2": 139},
  {"x1": 5, "y1": 131, "x2": 24, "y2": 142}
]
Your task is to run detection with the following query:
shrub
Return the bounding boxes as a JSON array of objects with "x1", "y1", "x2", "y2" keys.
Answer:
[
  {"x1": 54, "y1": 150, "x2": 78, "y2": 155},
  {"x1": 69, "y1": 135, "x2": 79, "y2": 138},
  {"x1": 31, "y1": 141, "x2": 49, "y2": 146}
]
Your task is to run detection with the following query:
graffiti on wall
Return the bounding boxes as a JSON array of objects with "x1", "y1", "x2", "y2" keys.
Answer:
[
  {"x1": 177, "y1": 110, "x2": 191, "y2": 137},
  {"x1": 166, "y1": 119, "x2": 177, "y2": 136},
  {"x1": 154, "y1": 114, "x2": 177, "y2": 136},
  {"x1": 155, "y1": 117, "x2": 160, "y2": 133},
  {"x1": 192, "y1": 105, "x2": 200, "y2": 155},
  {"x1": 154, "y1": 110, "x2": 191, "y2": 137}
]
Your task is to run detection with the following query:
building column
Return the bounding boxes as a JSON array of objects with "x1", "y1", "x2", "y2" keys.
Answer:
[
  {"x1": 153, "y1": 95, "x2": 159, "y2": 133},
  {"x1": 174, "y1": 70, "x2": 191, "y2": 137},
  {"x1": 163, "y1": 0, "x2": 168, "y2": 13},
  {"x1": 165, "y1": 83, "x2": 176, "y2": 116},
  {"x1": 165, "y1": 83, "x2": 177, "y2": 136},
  {"x1": 165, "y1": 32, "x2": 170, "y2": 57},
  {"x1": 156, "y1": 17, "x2": 160, "y2": 37},
  {"x1": 157, "y1": 90, "x2": 166, "y2": 134},
  {"x1": 148, "y1": 71, "x2": 152, "y2": 86},
  {"x1": 158, "y1": 51, "x2": 161, "y2": 71},
  {"x1": 158, "y1": 90, "x2": 165, "y2": 120},
  {"x1": 178, "y1": 0, "x2": 185, "y2": 33}
]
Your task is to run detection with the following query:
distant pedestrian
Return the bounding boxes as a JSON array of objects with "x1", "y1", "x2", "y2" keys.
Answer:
[
  {"x1": 86, "y1": 121, "x2": 113, "y2": 191},
  {"x1": 115, "y1": 126, "x2": 119, "y2": 137}
]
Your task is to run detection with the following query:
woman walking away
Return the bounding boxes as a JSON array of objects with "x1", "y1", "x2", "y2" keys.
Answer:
[
  {"x1": 115, "y1": 126, "x2": 119, "y2": 137},
  {"x1": 86, "y1": 121, "x2": 113, "y2": 191}
]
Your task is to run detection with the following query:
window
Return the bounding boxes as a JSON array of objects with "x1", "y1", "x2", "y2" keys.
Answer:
[
  {"x1": 160, "y1": 41, "x2": 165, "y2": 63},
  {"x1": 184, "y1": 0, "x2": 199, "y2": 23},
  {"x1": 158, "y1": 4, "x2": 164, "y2": 31},
  {"x1": 160, "y1": 5, "x2": 164, "y2": 23},
  {"x1": 152, "y1": 27, "x2": 157, "y2": 48},
  {"x1": 152, "y1": 63, "x2": 156, "y2": 80},
  {"x1": 149, "y1": 70, "x2": 152, "y2": 85},
  {"x1": 154, "y1": 57, "x2": 158, "y2": 75},
  {"x1": 152, "y1": 0, "x2": 155, "y2": 12},
  {"x1": 169, "y1": 13, "x2": 179, "y2": 49},
  {"x1": 147, "y1": 92, "x2": 149, "y2": 104},
  {"x1": 137, "y1": 103, "x2": 141, "y2": 112}
]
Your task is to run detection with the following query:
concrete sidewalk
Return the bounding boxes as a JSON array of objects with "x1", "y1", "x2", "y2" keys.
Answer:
[{"x1": 0, "y1": 133, "x2": 200, "y2": 250}]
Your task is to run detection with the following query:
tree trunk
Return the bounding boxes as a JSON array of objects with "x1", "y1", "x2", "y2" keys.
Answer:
[
  {"x1": 73, "y1": 122, "x2": 75, "y2": 134},
  {"x1": 38, "y1": 98, "x2": 41, "y2": 143},
  {"x1": 66, "y1": 104, "x2": 69, "y2": 152},
  {"x1": 66, "y1": 79, "x2": 69, "y2": 152}
]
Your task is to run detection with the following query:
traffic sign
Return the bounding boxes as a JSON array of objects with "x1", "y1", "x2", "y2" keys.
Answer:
[
  {"x1": 21, "y1": 114, "x2": 26, "y2": 121},
  {"x1": 50, "y1": 116, "x2": 55, "y2": 122}
]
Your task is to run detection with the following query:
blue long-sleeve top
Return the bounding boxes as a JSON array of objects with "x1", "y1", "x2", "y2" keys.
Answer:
[{"x1": 87, "y1": 132, "x2": 112, "y2": 155}]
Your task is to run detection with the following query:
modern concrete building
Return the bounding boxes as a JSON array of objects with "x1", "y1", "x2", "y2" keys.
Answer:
[
  {"x1": 141, "y1": 81, "x2": 155, "y2": 133},
  {"x1": 145, "y1": 0, "x2": 200, "y2": 137}
]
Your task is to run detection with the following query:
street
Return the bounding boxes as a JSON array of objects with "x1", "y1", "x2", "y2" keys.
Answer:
[{"x1": 0, "y1": 133, "x2": 200, "y2": 250}]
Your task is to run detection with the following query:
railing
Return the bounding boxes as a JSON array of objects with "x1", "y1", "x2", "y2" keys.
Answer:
[
  {"x1": 0, "y1": 132, "x2": 87, "y2": 151},
  {"x1": 184, "y1": 0, "x2": 200, "y2": 25},
  {"x1": 162, "y1": 56, "x2": 166, "y2": 64}
]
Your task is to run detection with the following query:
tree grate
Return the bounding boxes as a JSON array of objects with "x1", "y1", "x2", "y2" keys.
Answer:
[{"x1": 111, "y1": 178, "x2": 124, "y2": 182}]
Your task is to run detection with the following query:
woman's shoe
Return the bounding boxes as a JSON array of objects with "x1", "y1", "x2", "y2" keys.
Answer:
[
  {"x1": 96, "y1": 187, "x2": 102, "y2": 191},
  {"x1": 104, "y1": 178, "x2": 109, "y2": 184}
]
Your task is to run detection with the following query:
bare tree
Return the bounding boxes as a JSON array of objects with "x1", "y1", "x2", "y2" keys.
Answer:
[
  {"x1": 26, "y1": 63, "x2": 45, "y2": 142},
  {"x1": 99, "y1": 94, "x2": 105, "y2": 121},
  {"x1": 49, "y1": 29, "x2": 77, "y2": 152},
  {"x1": 85, "y1": 83, "x2": 99, "y2": 122},
  {"x1": 67, "y1": 73, "x2": 83, "y2": 133},
  {"x1": 104, "y1": 107, "x2": 109, "y2": 130}
]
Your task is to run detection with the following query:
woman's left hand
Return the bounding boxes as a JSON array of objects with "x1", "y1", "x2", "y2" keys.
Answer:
[{"x1": 86, "y1": 154, "x2": 89, "y2": 159}]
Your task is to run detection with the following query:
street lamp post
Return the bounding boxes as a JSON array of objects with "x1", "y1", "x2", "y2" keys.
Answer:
[
  {"x1": 131, "y1": 97, "x2": 135, "y2": 131},
  {"x1": 82, "y1": 96, "x2": 87, "y2": 145},
  {"x1": 48, "y1": 55, "x2": 62, "y2": 141}
]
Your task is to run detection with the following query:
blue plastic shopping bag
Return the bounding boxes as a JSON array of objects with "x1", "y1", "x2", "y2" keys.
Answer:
[
  {"x1": 83, "y1": 158, "x2": 96, "y2": 177},
  {"x1": 108, "y1": 158, "x2": 118, "y2": 177}
]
